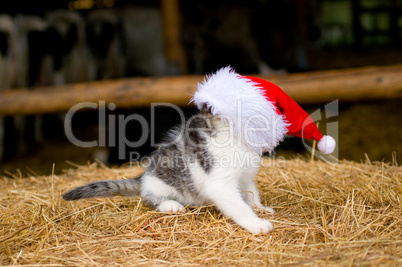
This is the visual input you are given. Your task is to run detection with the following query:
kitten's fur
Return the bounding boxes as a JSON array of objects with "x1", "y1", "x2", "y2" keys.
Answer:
[{"x1": 63, "y1": 108, "x2": 274, "y2": 234}]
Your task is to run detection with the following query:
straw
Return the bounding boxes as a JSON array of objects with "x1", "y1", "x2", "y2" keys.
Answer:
[{"x1": 1, "y1": 157, "x2": 401, "y2": 266}]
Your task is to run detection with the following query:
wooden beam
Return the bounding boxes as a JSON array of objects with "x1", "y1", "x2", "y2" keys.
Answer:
[
  {"x1": 260, "y1": 64, "x2": 402, "y2": 104},
  {"x1": 0, "y1": 64, "x2": 402, "y2": 115}
]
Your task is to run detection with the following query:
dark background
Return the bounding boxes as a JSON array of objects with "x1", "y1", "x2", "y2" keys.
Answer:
[{"x1": 0, "y1": 0, "x2": 401, "y2": 175}]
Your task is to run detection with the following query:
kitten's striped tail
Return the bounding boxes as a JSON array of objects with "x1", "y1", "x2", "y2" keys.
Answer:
[{"x1": 62, "y1": 175, "x2": 142, "y2": 201}]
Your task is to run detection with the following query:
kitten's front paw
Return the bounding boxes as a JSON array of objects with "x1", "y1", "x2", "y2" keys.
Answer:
[
  {"x1": 243, "y1": 219, "x2": 273, "y2": 234},
  {"x1": 157, "y1": 200, "x2": 185, "y2": 213}
]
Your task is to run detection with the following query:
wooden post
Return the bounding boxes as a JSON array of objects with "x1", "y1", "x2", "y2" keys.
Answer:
[
  {"x1": 0, "y1": 64, "x2": 401, "y2": 116},
  {"x1": 161, "y1": 0, "x2": 187, "y2": 73}
]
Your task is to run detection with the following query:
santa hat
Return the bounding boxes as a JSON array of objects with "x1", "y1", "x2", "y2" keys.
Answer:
[{"x1": 190, "y1": 66, "x2": 336, "y2": 155}]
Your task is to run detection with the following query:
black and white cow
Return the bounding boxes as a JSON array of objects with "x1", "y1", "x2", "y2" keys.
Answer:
[
  {"x1": 45, "y1": 10, "x2": 89, "y2": 85},
  {"x1": 86, "y1": 8, "x2": 126, "y2": 80},
  {"x1": 0, "y1": 14, "x2": 18, "y2": 162}
]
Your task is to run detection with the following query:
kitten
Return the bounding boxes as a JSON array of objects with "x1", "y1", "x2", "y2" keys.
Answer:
[{"x1": 63, "y1": 107, "x2": 274, "y2": 234}]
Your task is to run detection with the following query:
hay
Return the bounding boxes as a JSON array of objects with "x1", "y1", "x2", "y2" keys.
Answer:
[{"x1": 1, "y1": 158, "x2": 401, "y2": 266}]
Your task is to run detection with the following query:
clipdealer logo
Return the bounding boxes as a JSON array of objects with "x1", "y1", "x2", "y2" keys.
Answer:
[{"x1": 64, "y1": 100, "x2": 338, "y2": 163}]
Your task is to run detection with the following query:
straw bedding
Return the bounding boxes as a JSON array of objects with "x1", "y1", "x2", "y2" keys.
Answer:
[{"x1": 1, "y1": 157, "x2": 401, "y2": 266}]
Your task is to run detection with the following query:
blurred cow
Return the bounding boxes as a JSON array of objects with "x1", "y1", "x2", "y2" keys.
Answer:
[
  {"x1": 0, "y1": 15, "x2": 17, "y2": 89},
  {"x1": 45, "y1": 10, "x2": 89, "y2": 85},
  {"x1": 0, "y1": 14, "x2": 18, "y2": 162},
  {"x1": 15, "y1": 15, "x2": 48, "y2": 88},
  {"x1": 120, "y1": 7, "x2": 167, "y2": 76},
  {"x1": 106, "y1": 7, "x2": 185, "y2": 164},
  {"x1": 31, "y1": 10, "x2": 91, "y2": 149},
  {"x1": 86, "y1": 9, "x2": 126, "y2": 80},
  {"x1": 13, "y1": 15, "x2": 49, "y2": 156}
]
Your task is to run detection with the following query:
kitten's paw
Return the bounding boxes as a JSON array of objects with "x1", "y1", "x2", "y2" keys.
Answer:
[
  {"x1": 157, "y1": 200, "x2": 185, "y2": 213},
  {"x1": 243, "y1": 219, "x2": 273, "y2": 234}
]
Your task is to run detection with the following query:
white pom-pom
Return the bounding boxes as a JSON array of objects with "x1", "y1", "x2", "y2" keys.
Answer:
[{"x1": 317, "y1": 135, "x2": 336, "y2": 154}]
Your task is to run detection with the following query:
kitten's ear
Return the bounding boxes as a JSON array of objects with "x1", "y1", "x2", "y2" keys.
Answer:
[{"x1": 200, "y1": 104, "x2": 212, "y2": 115}]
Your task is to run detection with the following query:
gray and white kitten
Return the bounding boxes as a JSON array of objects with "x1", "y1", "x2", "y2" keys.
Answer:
[{"x1": 63, "y1": 108, "x2": 274, "y2": 234}]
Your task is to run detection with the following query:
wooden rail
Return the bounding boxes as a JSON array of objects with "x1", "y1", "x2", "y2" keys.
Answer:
[{"x1": 0, "y1": 64, "x2": 402, "y2": 115}]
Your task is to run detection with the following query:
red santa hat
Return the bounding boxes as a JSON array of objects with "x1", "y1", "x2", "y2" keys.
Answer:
[{"x1": 190, "y1": 66, "x2": 336, "y2": 155}]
